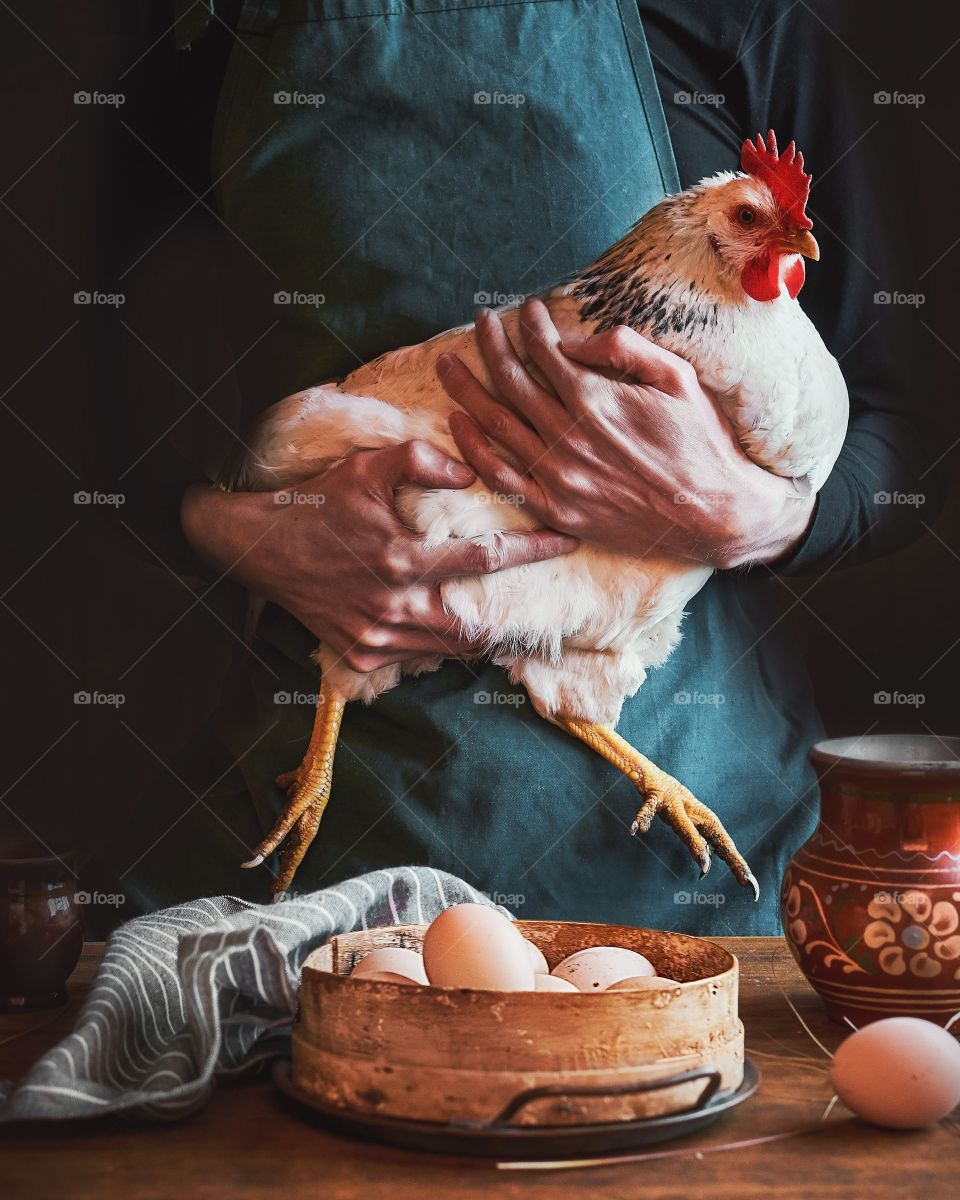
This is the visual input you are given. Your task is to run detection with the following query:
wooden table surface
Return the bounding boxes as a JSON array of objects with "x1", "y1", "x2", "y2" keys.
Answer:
[{"x1": 2, "y1": 938, "x2": 958, "y2": 1198}]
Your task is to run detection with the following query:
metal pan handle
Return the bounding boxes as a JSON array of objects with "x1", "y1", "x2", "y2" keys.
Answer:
[{"x1": 489, "y1": 1066, "x2": 723, "y2": 1128}]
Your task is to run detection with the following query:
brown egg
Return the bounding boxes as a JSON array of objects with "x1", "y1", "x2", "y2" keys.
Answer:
[
  {"x1": 831, "y1": 1017, "x2": 960, "y2": 1128},
  {"x1": 423, "y1": 903, "x2": 535, "y2": 990}
]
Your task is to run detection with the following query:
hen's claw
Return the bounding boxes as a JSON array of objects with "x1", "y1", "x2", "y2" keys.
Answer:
[
  {"x1": 561, "y1": 717, "x2": 759, "y2": 899},
  {"x1": 633, "y1": 781, "x2": 758, "y2": 898},
  {"x1": 241, "y1": 686, "x2": 346, "y2": 895}
]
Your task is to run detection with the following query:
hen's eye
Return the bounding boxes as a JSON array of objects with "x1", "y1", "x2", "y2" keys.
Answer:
[{"x1": 738, "y1": 207, "x2": 756, "y2": 225}]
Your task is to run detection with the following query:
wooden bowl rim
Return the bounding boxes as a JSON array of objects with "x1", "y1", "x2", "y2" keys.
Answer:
[{"x1": 301, "y1": 918, "x2": 738, "y2": 999}]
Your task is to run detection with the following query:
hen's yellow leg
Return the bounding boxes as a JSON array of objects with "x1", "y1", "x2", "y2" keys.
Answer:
[
  {"x1": 242, "y1": 683, "x2": 346, "y2": 896},
  {"x1": 560, "y1": 718, "x2": 759, "y2": 900}
]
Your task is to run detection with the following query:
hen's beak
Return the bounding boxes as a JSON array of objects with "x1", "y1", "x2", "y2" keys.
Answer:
[{"x1": 773, "y1": 228, "x2": 820, "y2": 261}]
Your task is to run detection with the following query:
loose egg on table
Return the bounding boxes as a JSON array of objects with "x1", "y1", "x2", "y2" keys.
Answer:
[
  {"x1": 422, "y1": 903, "x2": 535, "y2": 990},
  {"x1": 551, "y1": 946, "x2": 656, "y2": 992},
  {"x1": 830, "y1": 1017, "x2": 960, "y2": 1129}
]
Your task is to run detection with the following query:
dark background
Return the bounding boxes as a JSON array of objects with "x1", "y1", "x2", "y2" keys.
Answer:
[{"x1": 0, "y1": 2, "x2": 958, "y2": 877}]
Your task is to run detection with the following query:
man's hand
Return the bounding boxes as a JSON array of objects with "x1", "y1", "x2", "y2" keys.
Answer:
[
  {"x1": 438, "y1": 300, "x2": 815, "y2": 569},
  {"x1": 181, "y1": 440, "x2": 578, "y2": 673}
]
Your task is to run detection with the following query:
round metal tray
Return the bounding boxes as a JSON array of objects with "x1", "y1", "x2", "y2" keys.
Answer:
[{"x1": 273, "y1": 1057, "x2": 759, "y2": 1159}]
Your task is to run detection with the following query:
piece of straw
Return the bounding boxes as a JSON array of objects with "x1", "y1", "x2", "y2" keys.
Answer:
[
  {"x1": 497, "y1": 1121, "x2": 843, "y2": 1171},
  {"x1": 779, "y1": 988, "x2": 833, "y2": 1059}
]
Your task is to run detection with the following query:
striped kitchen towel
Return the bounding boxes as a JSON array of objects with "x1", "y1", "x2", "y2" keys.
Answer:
[{"x1": 0, "y1": 867, "x2": 503, "y2": 1123}]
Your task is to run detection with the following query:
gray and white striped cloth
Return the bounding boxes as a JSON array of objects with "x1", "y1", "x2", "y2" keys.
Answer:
[{"x1": 0, "y1": 867, "x2": 503, "y2": 1123}]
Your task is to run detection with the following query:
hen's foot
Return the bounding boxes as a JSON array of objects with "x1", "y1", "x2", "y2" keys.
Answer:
[
  {"x1": 559, "y1": 718, "x2": 759, "y2": 900},
  {"x1": 241, "y1": 684, "x2": 346, "y2": 897}
]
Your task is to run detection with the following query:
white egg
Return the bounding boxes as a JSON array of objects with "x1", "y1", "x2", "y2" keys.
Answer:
[
  {"x1": 351, "y1": 947, "x2": 428, "y2": 984},
  {"x1": 355, "y1": 970, "x2": 419, "y2": 986},
  {"x1": 831, "y1": 1017, "x2": 960, "y2": 1129},
  {"x1": 525, "y1": 940, "x2": 550, "y2": 975},
  {"x1": 606, "y1": 975, "x2": 680, "y2": 992},
  {"x1": 552, "y1": 946, "x2": 656, "y2": 992},
  {"x1": 534, "y1": 973, "x2": 579, "y2": 993},
  {"x1": 422, "y1": 903, "x2": 535, "y2": 991}
]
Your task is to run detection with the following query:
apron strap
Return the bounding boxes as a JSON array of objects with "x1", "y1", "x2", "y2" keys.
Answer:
[{"x1": 614, "y1": 0, "x2": 681, "y2": 194}]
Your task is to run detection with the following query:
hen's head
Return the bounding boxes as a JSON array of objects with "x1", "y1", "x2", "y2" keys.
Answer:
[
  {"x1": 695, "y1": 131, "x2": 819, "y2": 302},
  {"x1": 574, "y1": 130, "x2": 821, "y2": 326}
]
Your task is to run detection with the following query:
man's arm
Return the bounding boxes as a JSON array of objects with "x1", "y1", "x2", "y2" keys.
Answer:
[
  {"x1": 182, "y1": 443, "x2": 578, "y2": 669},
  {"x1": 738, "y1": 0, "x2": 948, "y2": 574}
]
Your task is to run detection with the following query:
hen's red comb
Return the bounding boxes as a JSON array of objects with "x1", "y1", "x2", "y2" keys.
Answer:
[{"x1": 740, "y1": 130, "x2": 813, "y2": 229}]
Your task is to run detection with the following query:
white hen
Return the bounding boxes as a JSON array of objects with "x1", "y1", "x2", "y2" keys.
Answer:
[{"x1": 228, "y1": 132, "x2": 848, "y2": 897}]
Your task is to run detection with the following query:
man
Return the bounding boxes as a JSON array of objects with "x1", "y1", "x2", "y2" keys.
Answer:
[{"x1": 87, "y1": 0, "x2": 940, "y2": 933}]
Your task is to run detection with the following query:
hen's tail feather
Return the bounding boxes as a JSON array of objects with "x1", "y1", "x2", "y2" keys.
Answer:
[{"x1": 216, "y1": 422, "x2": 273, "y2": 493}]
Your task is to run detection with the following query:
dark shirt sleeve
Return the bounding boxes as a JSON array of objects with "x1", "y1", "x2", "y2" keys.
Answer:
[{"x1": 733, "y1": 0, "x2": 947, "y2": 574}]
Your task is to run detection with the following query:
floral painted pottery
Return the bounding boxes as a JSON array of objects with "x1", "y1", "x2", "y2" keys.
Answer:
[{"x1": 781, "y1": 735, "x2": 960, "y2": 1027}]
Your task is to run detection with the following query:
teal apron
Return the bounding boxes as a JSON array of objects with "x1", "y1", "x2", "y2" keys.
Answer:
[{"x1": 95, "y1": 0, "x2": 823, "y2": 934}]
